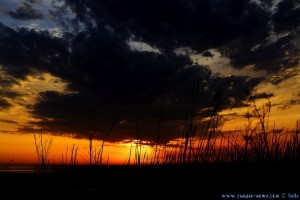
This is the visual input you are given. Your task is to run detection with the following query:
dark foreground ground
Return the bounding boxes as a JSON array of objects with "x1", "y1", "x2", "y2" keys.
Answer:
[{"x1": 1, "y1": 162, "x2": 299, "y2": 199}]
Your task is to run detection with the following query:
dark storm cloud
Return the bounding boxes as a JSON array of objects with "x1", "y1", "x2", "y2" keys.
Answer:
[
  {"x1": 25, "y1": 0, "x2": 42, "y2": 3},
  {"x1": 68, "y1": 0, "x2": 299, "y2": 78},
  {"x1": 0, "y1": 70, "x2": 20, "y2": 110},
  {"x1": 0, "y1": 0, "x2": 299, "y2": 142},
  {"x1": 273, "y1": 0, "x2": 300, "y2": 33},
  {"x1": 202, "y1": 50, "x2": 214, "y2": 58},
  {"x1": 66, "y1": 0, "x2": 270, "y2": 52},
  {"x1": 251, "y1": 92, "x2": 274, "y2": 100},
  {"x1": 0, "y1": 91, "x2": 19, "y2": 99},
  {"x1": 217, "y1": 0, "x2": 300, "y2": 83},
  {"x1": 0, "y1": 23, "x2": 70, "y2": 79},
  {"x1": 0, "y1": 119, "x2": 18, "y2": 124},
  {"x1": 9, "y1": 2, "x2": 44, "y2": 20},
  {"x1": 269, "y1": 69, "x2": 299, "y2": 85},
  {"x1": 29, "y1": 91, "x2": 100, "y2": 134},
  {"x1": 278, "y1": 99, "x2": 300, "y2": 110},
  {"x1": 220, "y1": 32, "x2": 300, "y2": 79},
  {"x1": 66, "y1": 29, "x2": 192, "y2": 105},
  {"x1": 0, "y1": 98, "x2": 11, "y2": 110},
  {"x1": 28, "y1": 72, "x2": 263, "y2": 142},
  {"x1": 0, "y1": 74, "x2": 18, "y2": 88}
]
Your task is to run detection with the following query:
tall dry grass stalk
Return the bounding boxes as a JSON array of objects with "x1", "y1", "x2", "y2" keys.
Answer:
[
  {"x1": 61, "y1": 144, "x2": 78, "y2": 166},
  {"x1": 148, "y1": 98, "x2": 300, "y2": 165},
  {"x1": 82, "y1": 117, "x2": 119, "y2": 165},
  {"x1": 33, "y1": 121, "x2": 53, "y2": 171}
]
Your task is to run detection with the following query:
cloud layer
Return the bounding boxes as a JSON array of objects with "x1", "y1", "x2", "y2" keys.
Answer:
[{"x1": 0, "y1": 0, "x2": 299, "y2": 142}]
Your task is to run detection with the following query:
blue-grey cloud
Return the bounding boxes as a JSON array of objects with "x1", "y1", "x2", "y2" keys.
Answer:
[
  {"x1": 9, "y1": 2, "x2": 44, "y2": 20},
  {"x1": 273, "y1": 0, "x2": 300, "y2": 33}
]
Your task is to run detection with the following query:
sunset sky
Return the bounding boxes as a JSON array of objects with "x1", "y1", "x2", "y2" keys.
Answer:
[{"x1": 0, "y1": 0, "x2": 299, "y2": 165}]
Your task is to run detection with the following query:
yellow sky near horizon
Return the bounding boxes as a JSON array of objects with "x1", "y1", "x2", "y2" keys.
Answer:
[
  {"x1": 0, "y1": 72, "x2": 70, "y2": 132},
  {"x1": 220, "y1": 65, "x2": 300, "y2": 131}
]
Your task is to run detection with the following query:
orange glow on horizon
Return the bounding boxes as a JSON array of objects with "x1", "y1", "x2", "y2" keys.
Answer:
[
  {"x1": 0, "y1": 132, "x2": 156, "y2": 165},
  {"x1": 1, "y1": 121, "x2": 299, "y2": 166}
]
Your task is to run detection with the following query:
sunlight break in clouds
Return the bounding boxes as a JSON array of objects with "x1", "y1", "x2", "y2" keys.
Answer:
[{"x1": 0, "y1": 72, "x2": 71, "y2": 132}]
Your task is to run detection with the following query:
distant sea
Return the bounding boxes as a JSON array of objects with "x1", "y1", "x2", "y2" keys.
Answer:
[{"x1": 0, "y1": 164, "x2": 47, "y2": 173}]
